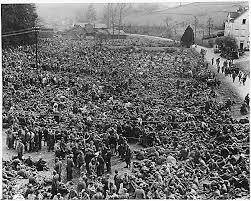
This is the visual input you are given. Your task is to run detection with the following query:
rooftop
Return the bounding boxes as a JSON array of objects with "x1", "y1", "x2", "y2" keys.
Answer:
[
  {"x1": 74, "y1": 22, "x2": 107, "y2": 29},
  {"x1": 228, "y1": 8, "x2": 248, "y2": 22}
]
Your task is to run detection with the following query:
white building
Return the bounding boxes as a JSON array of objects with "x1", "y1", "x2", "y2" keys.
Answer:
[{"x1": 224, "y1": 9, "x2": 249, "y2": 50}]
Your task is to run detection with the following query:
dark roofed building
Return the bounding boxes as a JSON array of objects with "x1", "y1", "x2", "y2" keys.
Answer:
[
  {"x1": 73, "y1": 22, "x2": 107, "y2": 30},
  {"x1": 107, "y1": 29, "x2": 127, "y2": 39}
]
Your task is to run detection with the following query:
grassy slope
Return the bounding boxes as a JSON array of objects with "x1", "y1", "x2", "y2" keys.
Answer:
[{"x1": 124, "y1": 2, "x2": 248, "y2": 28}]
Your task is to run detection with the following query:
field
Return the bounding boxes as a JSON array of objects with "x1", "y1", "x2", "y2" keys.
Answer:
[
  {"x1": 124, "y1": 2, "x2": 248, "y2": 27},
  {"x1": 124, "y1": 1, "x2": 249, "y2": 40}
]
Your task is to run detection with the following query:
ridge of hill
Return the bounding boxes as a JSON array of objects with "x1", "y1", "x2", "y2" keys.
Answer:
[{"x1": 124, "y1": 1, "x2": 249, "y2": 28}]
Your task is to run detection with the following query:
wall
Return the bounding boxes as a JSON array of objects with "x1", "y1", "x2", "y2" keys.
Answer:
[{"x1": 224, "y1": 11, "x2": 249, "y2": 49}]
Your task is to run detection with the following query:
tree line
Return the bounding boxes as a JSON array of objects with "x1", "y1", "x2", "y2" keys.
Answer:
[{"x1": 1, "y1": 4, "x2": 38, "y2": 47}]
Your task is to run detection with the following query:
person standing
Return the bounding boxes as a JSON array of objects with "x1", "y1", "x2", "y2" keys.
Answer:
[
  {"x1": 38, "y1": 127, "x2": 43, "y2": 150},
  {"x1": 217, "y1": 65, "x2": 220, "y2": 73},
  {"x1": 34, "y1": 129, "x2": 40, "y2": 152},
  {"x1": 134, "y1": 183, "x2": 146, "y2": 199},
  {"x1": 66, "y1": 155, "x2": 74, "y2": 181},
  {"x1": 43, "y1": 127, "x2": 48, "y2": 147},
  {"x1": 54, "y1": 157, "x2": 63, "y2": 182},
  {"x1": 124, "y1": 145, "x2": 132, "y2": 168},
  {"x1": 245, "y1": 94, "x2": 249, "y2": 106},
  {"x1": 97, "y1": 154, "x2": 105, "y2": 177},
  {"x1": 232, "y1": 71, "x2": 237, "y2": 83},
  {"x1": 211, "y1": 58, "x2": 214, "y2": 65},
  {"x1": 76, "y1": 150, "x2": 84, "y2": 169},
  {"x1": 6, "y1": 129, "x2": 12, "y2": 149},
  {"x1": 222, "y1": 63, "x2": 225, "y2": 74},
  {"x1": 242, "y1": 74, "x2": 247, "y2": 86},
  {"x1": 48, "y1": 129, "x2": 55, "y2": 152},
  {"x1": 114, "y1": 170, "x2": 121, "y2": 193},
  {"x1": 238, "y1": 71, "x2": 242, "y2": 83},
  {"x1": 216, "y1": 58, "x2": 220, "y2": 69},
  {"x1": 51, "y1": 170, "x2": 59, "y2": 199},
  {"x1": 24, "y1": 129, "x2": 31, "y2": 152},
  {"x1": 104, "y1": 148, "x2": 112, "y2": 173},
  {"x1": 17, "y1": 139, "x2": 25, "y2": 160}
]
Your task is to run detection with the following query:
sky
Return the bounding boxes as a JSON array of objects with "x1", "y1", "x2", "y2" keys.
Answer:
[{"x1": 36, "y1": 2, "x2": 191, "y2": 26}]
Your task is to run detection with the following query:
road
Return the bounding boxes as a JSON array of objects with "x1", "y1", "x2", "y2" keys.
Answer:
[
  {"x1": 195, "y1": 45, "x2": 250, "y2": 100},
  {"x1": 127, "y1": 33, "x2": 175, "y2": 42}
]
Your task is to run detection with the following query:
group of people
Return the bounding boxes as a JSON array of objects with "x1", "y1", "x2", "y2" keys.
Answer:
[
  {"x1": 212, "y1": 56, "x2": 249, "y2": 115},
  {"x1": 212, "y1": 57, "x2": 248, "y2": 86},
  {"x1": 104, "y1": 37, "x2": 174, "y2": 47},
  {"x1": 2, "y1": 36, "x2": 249, "y2": 199}
]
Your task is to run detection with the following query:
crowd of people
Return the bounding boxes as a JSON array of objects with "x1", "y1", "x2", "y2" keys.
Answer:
[
  {"x1": 2, "y1": 36, "x2": 250, "y2": 199},
  {"x1": 104, "y1": 37, "x2": 175, "y2": 47},
  {"x1": 213, "y1": 57, "x2": 249, "y2": 86},
  {"x1": 212, "y1": 57, "x2": 249, "y2": 115}
]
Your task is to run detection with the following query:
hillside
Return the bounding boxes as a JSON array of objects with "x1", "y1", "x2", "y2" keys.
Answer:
[{"x1": 124, "y1": 1, "x2": 249, "y2": 28}]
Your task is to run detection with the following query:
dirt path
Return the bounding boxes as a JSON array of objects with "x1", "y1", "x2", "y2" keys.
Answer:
[{"x1": 195, "y1": 45, "x2": 250, "y2": 101}]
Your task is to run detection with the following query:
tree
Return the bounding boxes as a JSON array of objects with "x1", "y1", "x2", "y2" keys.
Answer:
[
  {"x1": 110, "y1": 4, "x2": 118, "y2": 39},
  {"x1": 163, "y1": 16, "x2": 173, "y2": 39},
  {"x1": 116, "y1": 3, "x2": 129, "y2": 37},
  {"x1": 103, "y1": 3, "x2": 112, "y2": 28},
  {"x1": 86, "y1": 4, "x2": 96, "y2": 23},
  {"x1": 164, "y1": 16, "x2": 172, "y2": 27},
  {"x1": 193, "y1": 16, "x2": 198, "y2": 39},
  {"x1": 215, "y1": 36, "x2": 238, "y2": 56},
  {"x1": 180, "y1": 25, "x2": 194, "y2": 48},
  {"x1": 207, "y1": 17, "x2": 213, "y2": 36},
  {"x1": 2, "y1": 4, "x2": 38, "y2": 47}
]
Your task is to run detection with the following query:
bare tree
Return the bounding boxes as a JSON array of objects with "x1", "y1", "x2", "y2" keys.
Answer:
[
  {"x1": 110, "y1": 4, "x2": 118, "y2": 40},
  {"x1": 116, "y1": 3, "x2": 129, "y2": 38},
  {"x1": 193, "y1": 16, "x2": 199, "y2": 39},
  {"x1": 86, "y1": 4, "x2": 96, "y2": 23},
  {"x1": 207, "y1": 17, "x2": 213, "y2": 36},
  {"x1": 164, "y1": 16, "x2": 172, "y2": 27},
  {"x1": 103, "y1": 3, "x2": 112, "y2": 28}
]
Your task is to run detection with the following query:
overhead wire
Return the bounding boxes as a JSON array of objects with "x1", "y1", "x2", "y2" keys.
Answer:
[
  {"x1": 2, "y1": 28, "x2": 53, "y2": 38},
  {"x1": 2, "y1": 30, "x2": 35, "y2": 37},
  {"x1": 3, "y1": 27, "x2": 35, "y2": 35}
]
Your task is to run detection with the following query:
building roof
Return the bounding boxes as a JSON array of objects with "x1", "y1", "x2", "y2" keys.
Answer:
[
  {"x1": 229, "y1": 12, "x2": 240, "y2": 19},
  {"x1": 74, "y1": 22, "x2": 107, "y2": 29},
  {"x1": 96, "y1": 29, "x2": 109, "y2": 35},
  {"x1": 229, "y1": 9, "x2": 248, "y2": 22},
  {"x1": 107, "y1": 29, "x2": 126, "y2": 35}
]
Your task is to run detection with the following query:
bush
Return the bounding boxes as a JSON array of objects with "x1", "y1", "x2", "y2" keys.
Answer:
[
  {"x1": 180, "y1": 25, "x2": 194, "y2": 48},
  {"x1": 215, "y1": 36, "x2": 238, "y2": 53}
]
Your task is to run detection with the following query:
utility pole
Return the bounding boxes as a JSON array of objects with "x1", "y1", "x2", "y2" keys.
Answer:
[
  {"x1": 202, "y1": 30, "x2": 204, "y2": 45},
  {"x1": 107, "y1": 3, "x2": 110, "y2": 28},
  {"x1": 207, "y1": 17, "x2": 213, "y2": 36},
  {"x1": 193, "y1": 16, "x2": 198, "y2": 40},
  {"x1": 34, "y1": 26, "x2": 39, "y2": 69}
]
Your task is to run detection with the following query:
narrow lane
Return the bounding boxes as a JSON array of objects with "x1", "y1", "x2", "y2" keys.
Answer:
[{"x1": 194, "y1": 45, "x2": 250, "y2": 100}]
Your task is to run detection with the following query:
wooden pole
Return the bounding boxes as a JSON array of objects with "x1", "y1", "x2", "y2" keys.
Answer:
[{"x1": 35, "y1": 27, "x2": 38, "y2": 68}]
